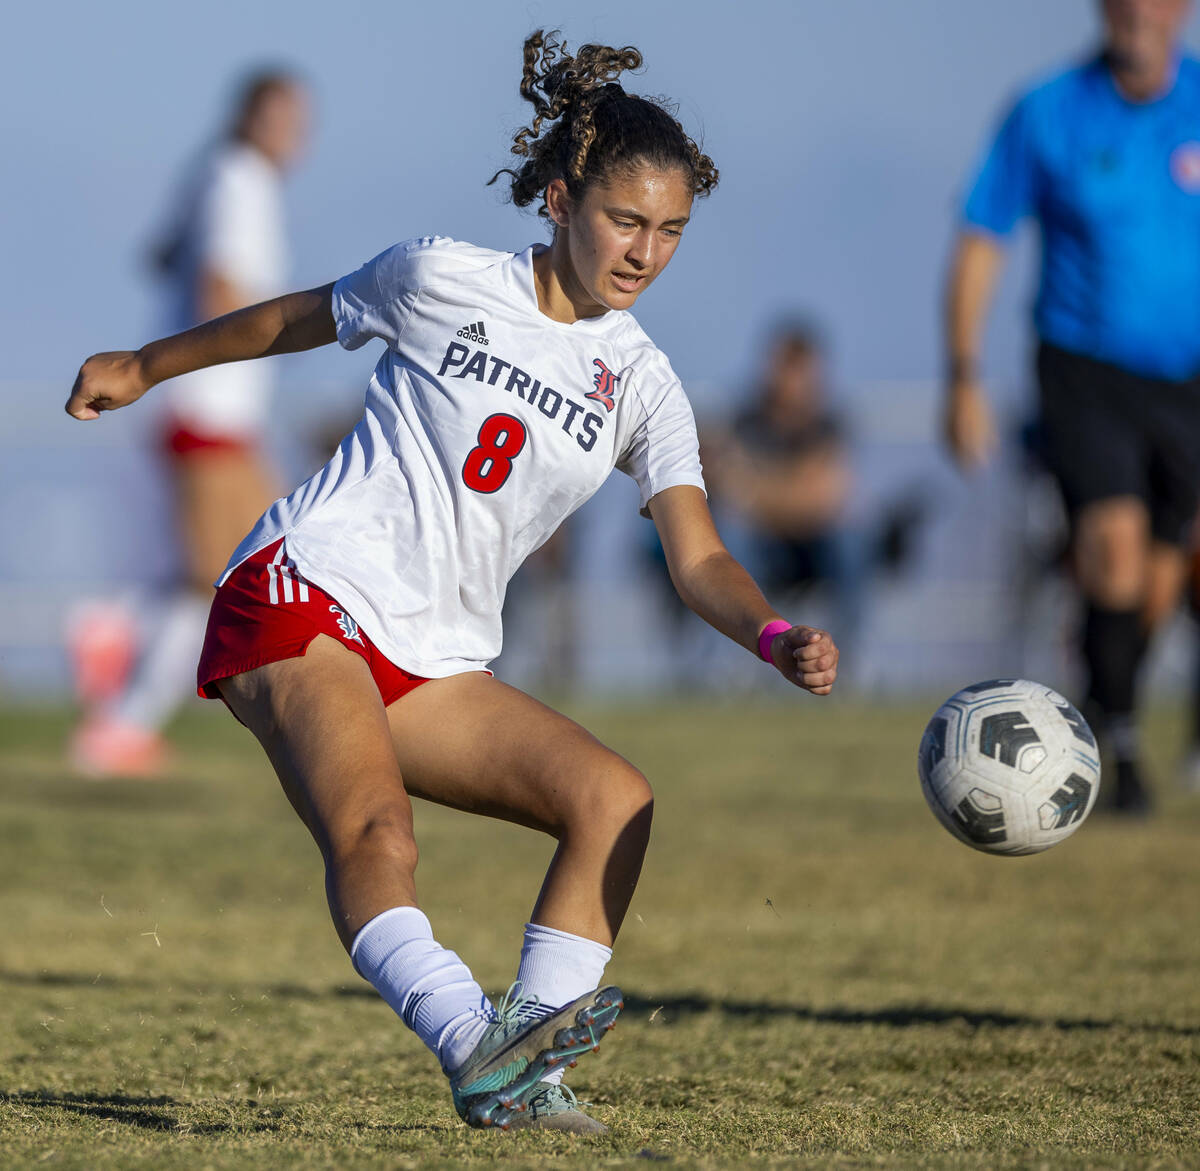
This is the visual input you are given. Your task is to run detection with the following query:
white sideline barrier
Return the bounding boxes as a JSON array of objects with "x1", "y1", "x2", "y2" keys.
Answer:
[{"x1": 1, "y1": 380, "x2": 1194, "y2": 700}]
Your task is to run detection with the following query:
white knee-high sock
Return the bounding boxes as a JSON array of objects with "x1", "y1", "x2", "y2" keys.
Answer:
[
  {"x1": 515, "y1": 922, "x2": 612, "y2": 1086},
  {"x1": 516, "y1": 922, "x2": 613, "y2": 1011},
  {"x1": 110, "y1": 591, "x2": 211, "y2": 731},
  {"x1": 351, "y1": 906, "x2": 493, "y2": 1074}
]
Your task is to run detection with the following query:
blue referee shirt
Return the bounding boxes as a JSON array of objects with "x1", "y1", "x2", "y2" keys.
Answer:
[{"x1": 964, "y1": 54, "x2": 1200, "y2": 381}]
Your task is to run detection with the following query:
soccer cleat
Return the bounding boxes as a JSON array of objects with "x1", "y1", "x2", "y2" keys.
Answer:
[
  {"x1": 69, "y1": 715, "x2": 169, "y2": 780},
  {"x1": 449, "y1": 983, "x2": 622, "y2": 1130},
  {"x1": 66, "y1": 601, "x2": 137, "y2": 707},
  {"x1": 504, "y1": 1083, "x2": 608, "y2": 1134}
]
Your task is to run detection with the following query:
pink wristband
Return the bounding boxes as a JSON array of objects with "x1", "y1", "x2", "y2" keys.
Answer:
[{"x1": 757, "y1": 620, "x2": 792, "y2": 663}]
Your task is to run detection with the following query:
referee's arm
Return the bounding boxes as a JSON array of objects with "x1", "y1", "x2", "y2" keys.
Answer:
[
  {"x1": 945, "y1": 87, "x2": 1036, "y2": 471},
  {"x1": 943, "y1": 230, "x2": 1005, "y2": 471}
]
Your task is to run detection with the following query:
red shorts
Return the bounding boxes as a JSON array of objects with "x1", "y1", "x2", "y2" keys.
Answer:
[
  {"x1": 197, "y1": 539, "x2": 431, "y2": 708},
  {"x1": 163, "y1": 420, "x2": 257, "y2": 459}
]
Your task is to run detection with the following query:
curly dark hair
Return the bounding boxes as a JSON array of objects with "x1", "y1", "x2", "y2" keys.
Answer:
[{"x1": 489, "y1": 30, "x2": 719, "y2": 217}]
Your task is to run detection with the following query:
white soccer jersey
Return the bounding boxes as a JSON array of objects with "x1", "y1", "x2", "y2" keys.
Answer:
[
  {"x1": 160, "y1": 142, "x2": 288, "y2": 436},
  {"x1": 220, "y1": 236, "x2": 706, "y2": 677}
]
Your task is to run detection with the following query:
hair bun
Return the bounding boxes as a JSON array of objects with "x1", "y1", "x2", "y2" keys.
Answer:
[
  {"x1": 489, "y1": 29, "x2": 718, "y2": 216},
  {"x1": 519, "y1": 30, "x2": 642, "y2": 130}
]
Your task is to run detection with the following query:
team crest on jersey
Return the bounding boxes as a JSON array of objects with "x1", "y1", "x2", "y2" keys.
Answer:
[
  {"x1": 1170, "y1": 141, "x2": 1200, "y2": 193},
  {"x1": 587, "y1": 358, "x2": 619, "y2": 412},
  {"x1": 329, "y1": 604, "x2": 365, "y2": 645}
]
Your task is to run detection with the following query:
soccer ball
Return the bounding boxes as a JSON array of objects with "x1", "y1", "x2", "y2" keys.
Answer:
[{"x1": 917, "y1": 679, "x2": 1102, "y2": 856}]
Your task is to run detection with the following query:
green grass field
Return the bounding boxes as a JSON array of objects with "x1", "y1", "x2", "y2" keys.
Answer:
[{"x1": 1, "y1": 699, "x2": 1198, "y2": 1169}]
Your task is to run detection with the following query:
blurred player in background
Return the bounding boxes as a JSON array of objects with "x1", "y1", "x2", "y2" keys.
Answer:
[
  {"x1": 943, "y1": 0, "x2": 1200, "y2": 813},
  {"x1": 70, "y1": 69, "x2": 309, "y2": 777}
]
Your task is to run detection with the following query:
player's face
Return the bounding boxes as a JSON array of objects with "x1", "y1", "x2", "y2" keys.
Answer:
[
  {"x1": 1102, "y1": 0, "x2": 1190, "y2": 66},
  {"x1": 557, "y1": 164, "x2": 694, "y2": 314},
  {"x1": 249, "y1": 84, "x2": 310, "y2": 169}
]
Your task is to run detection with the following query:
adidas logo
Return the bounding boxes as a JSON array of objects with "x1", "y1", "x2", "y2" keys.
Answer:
[{"x1": 456, "y1": 320, "x2": 489, "y2": 345}]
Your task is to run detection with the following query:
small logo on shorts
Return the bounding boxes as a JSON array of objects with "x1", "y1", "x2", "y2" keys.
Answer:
[
  {"x1": 1170, "y1": 141, "x2": 1200, "y2": 193},
  {"x1": 330, "y1": 604, "x2": 365, "y2": 645}
]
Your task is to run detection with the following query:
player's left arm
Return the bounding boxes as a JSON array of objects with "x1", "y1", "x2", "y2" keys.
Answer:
[{"x1": 647, "y1": 484, "x2": 838, "y2": 695}]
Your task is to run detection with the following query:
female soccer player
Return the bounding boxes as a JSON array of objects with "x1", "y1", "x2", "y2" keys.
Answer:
[{"x1": 65, "y1": 32, "x2": 839, "y2": 1133}]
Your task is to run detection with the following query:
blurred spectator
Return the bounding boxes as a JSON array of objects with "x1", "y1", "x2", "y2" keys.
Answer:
[
  {"x1": 69, "y1": 68, "x2": 309, "y2": 777},
  {"x1": 640, "y1": 319, "x2": 927, "y2": 690},
  {"x1": 643, "y1": 321, "x2": 881, "y2": 683},
  {"x1": 944, "y1": 0, "x2": 1200, "y2": 813},
  {"x1": 704, "y1": 321, "x2": 859, "y2": 620}
]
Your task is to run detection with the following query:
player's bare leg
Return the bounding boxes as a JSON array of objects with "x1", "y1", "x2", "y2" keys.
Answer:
[
  {"x1": 385, "y1": 671, "x2": 646, "y2": 1130},
  {"x1": 386, "y1": 672, "x2": 654, "y2": 946},
  {"x1": 218, "y1": 637, "x2": 623, "y2": 1129},
  {"x1": 1073, "y1": 496, "x2": 1153, "y2": 811},
  {"x1": 217, "y1": 635, "x2": 420, "y2": 943}
]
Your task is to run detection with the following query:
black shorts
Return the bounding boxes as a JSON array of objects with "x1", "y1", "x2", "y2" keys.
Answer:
[{"x1": 1036, "y1": 342, "x2": 1200, "y2": 546}]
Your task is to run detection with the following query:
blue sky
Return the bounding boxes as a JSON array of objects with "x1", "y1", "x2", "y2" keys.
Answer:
[{"x1": 4, "y1": 0, "x2": 1198, "y2": 407}]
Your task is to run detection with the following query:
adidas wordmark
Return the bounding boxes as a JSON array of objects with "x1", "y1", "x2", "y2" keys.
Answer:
[{"x1": 456, "y1": 320, "x2": 489, "y2": 345}]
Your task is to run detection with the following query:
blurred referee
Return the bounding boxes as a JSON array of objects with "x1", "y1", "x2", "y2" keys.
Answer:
[{"x1": 944, "y1": 0, "x2": 1200, "y2": 813}]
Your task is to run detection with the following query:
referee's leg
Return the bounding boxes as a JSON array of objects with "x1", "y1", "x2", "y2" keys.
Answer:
[
  {"x1": 1072, "y1": 497, "x2": 1155, "y2": 813},
  {"x1": 1144, "y1": 541, "x2": 1189, "y2": 632},
  {"x1": 1037, "y1": 345, "x2": 1158, "y2": 813}
]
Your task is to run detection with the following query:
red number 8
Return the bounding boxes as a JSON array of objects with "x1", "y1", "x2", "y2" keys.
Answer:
[{"x1": 461, "y1": 412, "x2": 528, "y2": 494}]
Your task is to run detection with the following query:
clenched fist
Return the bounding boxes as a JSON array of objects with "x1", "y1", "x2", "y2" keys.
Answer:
[
  {"x1": 769, "y1": 625, "x2": 839, "y2": 696},
  {"x1": 65, "y1": 351, "x2": 152, "y2": 421}
]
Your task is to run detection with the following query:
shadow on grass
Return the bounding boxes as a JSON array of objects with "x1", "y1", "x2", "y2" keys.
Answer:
[
  {"x1": 615, "y1": 994, "x2": 1200, "y2": 1036},
  {"x1": 1, "y1": 1091, "x2": 184, "y2": 1132},
  {"x1": 5, "y1": 968, "x2": 1198, "y2": 1037},
  {"x1": 0, "y1": 1089, "x2": 445, "y2": 1137}
]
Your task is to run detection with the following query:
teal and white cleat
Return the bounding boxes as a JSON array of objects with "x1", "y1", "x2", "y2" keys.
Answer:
[
  {"x1": 449, "y1": 983, "x2": 623, "y2": 1130},
  {"x1": 505, "y1": 1083, "x2": 608, "y2": 1134}
]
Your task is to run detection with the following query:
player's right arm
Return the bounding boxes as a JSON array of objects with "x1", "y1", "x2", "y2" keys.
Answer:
[
  {"x1": 65, "y1": 283, "x2": 337, "y2": 421},
  {"x1": 942, "y1": 230, "x2": 1005, "y2": 471}
]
